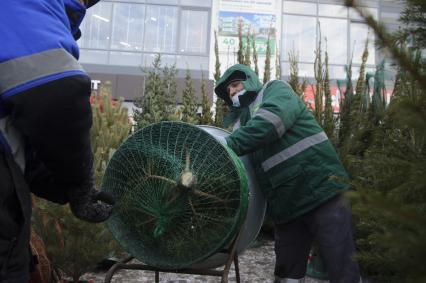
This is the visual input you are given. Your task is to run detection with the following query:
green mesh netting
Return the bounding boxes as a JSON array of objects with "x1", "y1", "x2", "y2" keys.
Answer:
[{"x1": 102, "y1": 121, "x2": 249, "y2": 269}]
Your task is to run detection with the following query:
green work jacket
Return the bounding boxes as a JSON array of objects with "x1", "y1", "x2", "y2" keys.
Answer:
[{"x1": 217, "y1": 64, "x2": 349, "y2": 224}]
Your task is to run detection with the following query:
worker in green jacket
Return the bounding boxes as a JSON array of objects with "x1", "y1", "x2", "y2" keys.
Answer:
[{"x1": 215, "y1": 64, "x2": 360, "y2": 283}]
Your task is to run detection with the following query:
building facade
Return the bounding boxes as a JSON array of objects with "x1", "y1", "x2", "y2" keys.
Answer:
[{"x1": 78, "y1": 0, "x2": 404, "y2": 103}]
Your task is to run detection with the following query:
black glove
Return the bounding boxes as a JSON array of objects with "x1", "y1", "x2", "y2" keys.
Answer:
[{"x1": 68, "y1": 186, "x2": 115, "y2": 223}]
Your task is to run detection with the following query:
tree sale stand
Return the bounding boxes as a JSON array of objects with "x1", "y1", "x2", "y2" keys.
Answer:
[{"x1": 104, "y1": 230, "x2": 242, "y2": 283}]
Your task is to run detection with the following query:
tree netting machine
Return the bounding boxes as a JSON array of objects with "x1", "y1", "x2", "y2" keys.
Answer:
[{"x1": 102, "y1": 122, "x2": 266, "y2": 283}]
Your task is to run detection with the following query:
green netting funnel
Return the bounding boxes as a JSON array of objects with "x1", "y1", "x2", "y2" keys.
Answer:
[{"x1": 102, "y1": 121, "x2": 249, "y2": 269}]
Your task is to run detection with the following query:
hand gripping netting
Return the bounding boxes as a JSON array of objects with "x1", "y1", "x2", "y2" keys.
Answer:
[{"x1": 102, "y1": 122, "x2": 249, "y2": 269}]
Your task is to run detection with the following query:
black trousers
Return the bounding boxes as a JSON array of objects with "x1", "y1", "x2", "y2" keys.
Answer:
[
  {"x1": 0, "y1": 148, "x2": 31, "y2": 283},
  {"x1": 274, "y1": 195, "x2": 360, "y2": 283}
]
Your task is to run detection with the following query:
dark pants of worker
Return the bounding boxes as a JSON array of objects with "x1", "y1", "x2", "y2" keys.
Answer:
[
  {"x1": 274, "y1": 195, "x2": 360, "y2": 283},
  {"x1": 0, "y1": 75, "x2": 92, "y2": 281},
  {"x1": 0, "y1": 148, "x2": 31, "y2": 283}
]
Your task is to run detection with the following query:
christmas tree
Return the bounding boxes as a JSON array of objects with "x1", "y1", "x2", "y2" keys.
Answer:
[
  {"x1": 263, "y1": 31, "x2": 272, "y2": 84},
  {"x1": 244, "y1": 28, "x2": 251, "y2": 67},
  {"x1": 181, "y1": 68, "x2": 198, "y2": 124},
  {"x1": 288, "y1": 49, "x2": 307, "y2": 98},
  {"x1": 342, "y1": 1, "x2": 426, "y2": 281},
  {"x1": 252, "y1": 32, "x2": 260, "y2": 77},
  {"x1": 133, "y1": 54, "x2": 164, "y2": 129},
  {"x1": 213, "y1": 30, "x2": 227, "y2": 128},
  {"x1": 200, "y1": 71, "x2": 213, "y2": 125},
  {"x1": 162, "y1": 63, "x2": 180, "y2": 121},
  {"x1": 237, "y1": 18, "x2": 245, "y2": 65}
]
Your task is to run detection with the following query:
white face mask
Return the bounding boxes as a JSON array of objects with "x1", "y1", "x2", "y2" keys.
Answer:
[{"x1": 231, "y1": 89, "x2": 246, "y2": 107}]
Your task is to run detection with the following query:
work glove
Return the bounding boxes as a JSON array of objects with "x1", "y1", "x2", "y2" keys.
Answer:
[{"x1": 68, "y1": 185, "x2": 115, "y2": 223}]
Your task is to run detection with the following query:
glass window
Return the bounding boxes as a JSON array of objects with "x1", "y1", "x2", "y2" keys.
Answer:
[
  {"x1": 350, "y1": 23, "x2": 375, "y2": 65},
  {"x1": 109, "y1": 51, "x2": 143, "y2": 66},
  {"x1": 318, "y1": 4, "x2": 347, "y2": 18},
  {"x1": 283, "y1": 62, "x2": 314, "y2": 78},
  {"x1": 179, "y1": 10, "x2": 209, "y2": 54},
  {"x1": 144, "y1": 5, "x2": 178, "y2": 53},
  {"x1": 180, "y1": 0, "x2": 212, "y2": 7},
  {"x1": 146, "y1": 0, "x2": 178, "y2": 4},
  {"x1": 327, "y1": 65, "x2": 346, "y2": 80},
  {"x1": 282, "y1": 15, "x2": 317, "y2": 63},
  {"x1": 175, "y1": 55, "x2": 209, "y2": 70},
  {"x1": 111, "y1": 3, "x2": 145, "y2": 51},
  {"x1": 380, "y1": 12, "x2": 400, "y2": 21},
  {"x1": 79, "y1": 2, "x2": 112, "y2": 49},
  {"x1": 349, "y1": 7, "x2": 378, "y2": 21},
  {"x1": 79, "y1": 50, "x2": 109, "y2": 64},
  {"x1": 319, "y1": 18, "x2": 348, "y2": 64},
  {"x1": 143, "y1": 54, "x2": 177, "y2": 68},
  {"x1": 283, "y1": 1, "x2": 316, "y2": 15},
  {"x1": 298, "y1": 63, "x2": 314, "y2": 78}
]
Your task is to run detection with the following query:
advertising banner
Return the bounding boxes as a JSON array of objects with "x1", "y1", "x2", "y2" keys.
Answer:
[{"x1": 218, "y1": 11, "x2": 276, "y2": 55}]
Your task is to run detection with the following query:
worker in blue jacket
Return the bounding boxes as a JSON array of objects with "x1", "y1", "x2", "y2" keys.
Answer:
[{"x1": 0, "y1": 1, "x2": 114, "y2": 282}]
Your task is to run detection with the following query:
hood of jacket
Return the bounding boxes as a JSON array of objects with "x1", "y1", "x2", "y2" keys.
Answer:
[{"x1": 215, "y1": 64, "x2": 263, "y2": 107}]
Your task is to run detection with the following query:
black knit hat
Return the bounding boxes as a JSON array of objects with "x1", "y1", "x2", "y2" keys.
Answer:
[{"x1": 215, "y1": 70, "x2": 247, "y2": 106}]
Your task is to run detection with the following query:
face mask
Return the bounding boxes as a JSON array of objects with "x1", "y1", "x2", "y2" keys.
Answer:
[{"x1": 231, "y1": 89, "x2": 246, "y2": 107}]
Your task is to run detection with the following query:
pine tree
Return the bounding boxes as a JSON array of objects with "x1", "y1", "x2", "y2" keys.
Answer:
[
  {"x1": 348, "y1": 56, "x2": 426, "y2": 282},
  {"x1": 312, "y1": 34, "x2": 324, "y2": 124},
  {"x1": 288, "y1": 49, "x2": 307, "y2": 98},
  {"x1": 91, "y1": 83, "x2": 132, "y2": 185},
  {"x1": 355, "y1": 38, "x2": 369, "y2": 110},
  {"x1": 340, "y1": 38, "x2": 373, "y2": 161},
  {"x1": 275, "y1": 41, "x2": 282, "y2": 80},
  {"x1": 181, "y1": 68, "x2": 198, "y2": 124},
  {"x1": 252, "y1": 32, "x2": 260, "y2": 76},
  {"x1": 214, "y1": 30, "x2": 227, "y2": 128},
  {"x1": 33, "y1": 200, "x2": 120, "y2": 283},
  {"x1": 133, "y1": 54, "x2": 164, "y2": 129},
  {"x1": 399, "y1": 0, "x2": 426, "y2": 49},
  {"x1": 341, "y1": 1, "x2": 426, "y2": 282},
  {"x1": 337, "y1": 54, "x2": 354, "y2": 149},
  {"x1": 244, "y1": 28, "x2": 251, "y2": 67},
  {"x1": 200, "y1": 71, "x2": 213, "y2": 125},
  {"x1": 345, "y1": 0, "x2": 426, "y2": 90},
  {"x1": 214, "y1": 31, "x2": 221, "y2": 83},
  {"x1": 263, "y1": 31, "x2": 272, "y2": 84},
  {"x1": 162, "y1": 63, "x2": 179, "y2": 121},
  {"x1": 237, "y1": 18, "x2": 245, "y2": 64},
  {"x1": 323, "y1": 45, "x2": 335, "y2": 142}
]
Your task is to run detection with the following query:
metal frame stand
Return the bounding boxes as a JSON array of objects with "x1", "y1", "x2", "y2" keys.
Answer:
[{"x1": 104, "y1": 230, "x2": 242, "y2": 283}]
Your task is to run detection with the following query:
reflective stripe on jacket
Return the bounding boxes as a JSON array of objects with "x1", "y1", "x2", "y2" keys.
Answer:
[{"x1": 0, "y1": 0, "x2": 88, "y2": 101}]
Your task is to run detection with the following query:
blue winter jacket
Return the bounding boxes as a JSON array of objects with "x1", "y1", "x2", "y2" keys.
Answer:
[{"x1": 0, "y1": 0, "x2": 90, "y2": 118}]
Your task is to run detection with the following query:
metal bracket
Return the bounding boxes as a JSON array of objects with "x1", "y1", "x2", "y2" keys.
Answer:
[{"x1": 104, "y1": 229, "x2": 243, "y2": 283}]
